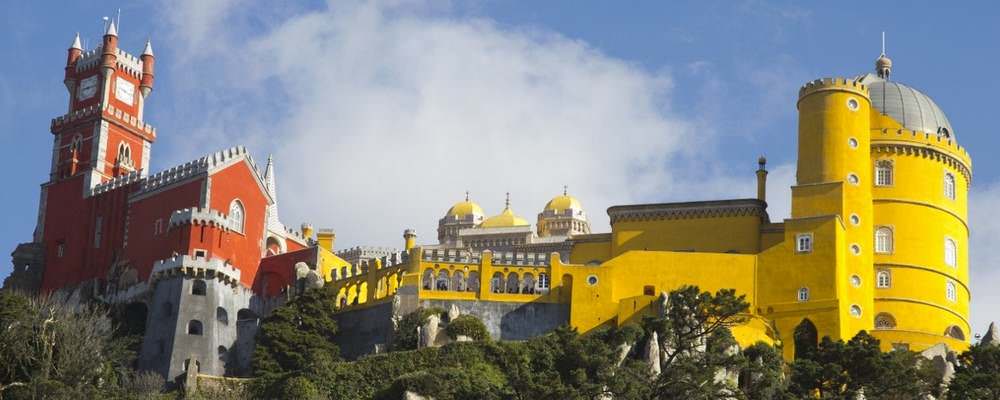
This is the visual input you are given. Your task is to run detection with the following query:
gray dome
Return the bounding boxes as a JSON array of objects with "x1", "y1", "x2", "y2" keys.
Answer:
[{"x1": 857, "y1": 73, "x2": 955, "y2": 139}]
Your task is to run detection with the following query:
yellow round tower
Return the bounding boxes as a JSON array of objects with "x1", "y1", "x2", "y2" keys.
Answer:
[
  {"x1": 794, "y1": 76, "x2": 875, "y2": 339},
  {"x1": 858, "y1": 54, "x2": 972, "y2": 351}
]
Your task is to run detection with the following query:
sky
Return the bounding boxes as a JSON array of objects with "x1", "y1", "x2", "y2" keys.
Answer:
[{"x1": 1, "y1": 0, "x2": 998, "y2": 337}]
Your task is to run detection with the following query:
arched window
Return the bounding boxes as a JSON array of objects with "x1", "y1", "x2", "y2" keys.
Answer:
[
  {"x1": 187, "y1": 320, "x2": 203, "y2": 335},
  {"x1": 422, "y1": 270, "x2": 434, "y2": 290},
  {"x1": 436, "y1": 270, "x2": 450, "y2": 291},
  {"x1": 339, "y1": 296, "x2": 348, "y2": 308},
  {"x1": 522, "y1": 273, "x2": 535, "y2": 294},
  {"x1": 797, "y1": 287, "x2": 810, "y2": 302},
  {"x1": 70, "y1": 134, "x2": 83, "y2": 154},
  {"x1": 216, "y1": 307, "x2": 229, "y2": 325},
  {"x1": 944, "y1": 238, "x2": 957, "y2": 267},
  {"x1": 490, "y1": 272, "x2": 504, "y2": 293},
  {"x1": 874, "y1": 313, "x2": 896, "y2": 330},
  {"x1": 506, "y1": 273, "x2": 520, "y2": 294},
  {"x1": 467, "y1": 271, "x2": 480, "y2": 292},
  {"x1": 452, "y1": 271, "x2": 466, "y2": 292},
  {"x1": 875, "y1": 227, "x2": 893, "y2": 254},
  {"x1": 944, "y1": 173, "x2": 956, "y2": 200},
  {"x1": 946, "y1": 280, "x2": 957, "y2": 302},
  {"x1": 192, "y1": 279, "x2": 207, "y2": 296},
  {"x1": 341, "y1": 267, "x2": 349, "y2": 279},
  {"x1": 877, "y1": 270, "x2": 891, "y2": 288},
  {"x1": 218, "y1": 346, "x2": 227, "y2": 358},
  {"x1": 228, "y1": 199, "x2": 245, "y2": 233},
  {"x1": 793, "y1": 319, "x2": 818, "y2": 360},
  {"x1": 945, "y1": 326, "x2": 965, "y2": 340},
  {"x1": 116, "y1": 141, "x2": 133, "y2": 167},
  {"x1": 875, "y1": 160, "x2": 893, "y2": 186},
  {"x1": 237, "y1": 309, "x2": 258, "y2": 322}
]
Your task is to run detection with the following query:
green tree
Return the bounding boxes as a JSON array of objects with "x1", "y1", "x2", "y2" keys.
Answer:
[
  {"x1": 251, "y1": 287, "x2": 340, "y2": 380},
  {"x1": 787, "y1": 331, "x2": 933, "y2": 399},
  {"x1": 947, "y1": 343, "x2": 1000, "y2": 399}
]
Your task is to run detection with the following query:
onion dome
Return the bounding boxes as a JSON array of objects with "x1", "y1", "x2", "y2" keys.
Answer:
[
  {"x1": 544, "y1": 187, "x2": 583, "y2": 213},
  {"x1": 481, "y1": 193, "x2": 530, "y2": 228},
  {"x1": 445, "y1": 194, "x2": 485, "y2": 219}
]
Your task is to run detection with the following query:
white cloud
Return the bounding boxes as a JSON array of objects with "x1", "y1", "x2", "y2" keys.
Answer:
[{"x1": 155, "y1": 0, "x2": 759, "y2": 248}]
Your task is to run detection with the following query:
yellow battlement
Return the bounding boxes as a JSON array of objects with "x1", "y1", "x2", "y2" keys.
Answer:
[
  {"x1": 797, "y1": 77, "x2": 870, "y2": 103},
  {"x1": 872, "y1": 128, "x2": 973, "y2": 173}
]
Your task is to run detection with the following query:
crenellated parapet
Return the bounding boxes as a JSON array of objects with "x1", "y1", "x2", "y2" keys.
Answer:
[
  {"x1": 872, "y1": 128, "x2": 973, "y2": 183},
  {"x1": 797, "y1": 77, "x2": 870, "y2": 103},
  {"x1": 421, "y1": 248, "x2": 551, "y2": 267},
  {"x1": 74, "y1": 46, "x2": 145, "y2": 79},
  {"x1": 168, "y1": 207, "x2": 237, "y2": 231},
  {"x1": 608, "y1": 199, "x2": 768, "y2": 225},
  {"x1": 90, "y1": 169, "x2": 144, "y2": 196},
  {"x1": 150, "y1": 255, "x2": 242, "y2": 288}
]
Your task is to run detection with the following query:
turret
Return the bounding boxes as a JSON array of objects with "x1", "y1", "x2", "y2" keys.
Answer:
[
  {"x1": 403, "y1": 229, "x2": 417, "y2": 251},
  {"x1": 317, "y1": 229, "x2": 336, "y2": 252},
  {"x1": 64, "y1": 33, "x2": 83, "y2": 92},
  {"x1": 140, "y1": 40, "x2": 155, "y2": 98},
  {"x1": 100, "y1": 20, "x2": 118, "y2": 76}
]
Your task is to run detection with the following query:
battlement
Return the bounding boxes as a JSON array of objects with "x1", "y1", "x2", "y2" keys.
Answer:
[
  {"x1": 105, "y1": 103, "x2": 156, "y2": 137},
  {"x1": 798, "y1": 77, "x2": 869, "y2": 101},
  {"x1": 51, "y1": 103, "x2": 157, "y2": 138},
  {"x1": 421, "y1": 248, "x2": 552, "y2": 267},
  {"x1": 872, "y1": 128, "x2": 973, "y2": 182},
  {"x1": 74, "y1": 46, "x2": 145, "y2": 78},
  {"x1": 136, "y1": 146, "x2": 255, "y2": 196},
  {"x1": 51, "y1": 104, "x2": 102, "y2": 130},
  {"x1": 168, "y1": 207, "x2": 236, "y2": 231},
  {"x1": 150, "y1": 255, "x2": 242, "y2": 288},
  {"x1": 90, "y1": 170, "x2": 144, "y2": 196}
]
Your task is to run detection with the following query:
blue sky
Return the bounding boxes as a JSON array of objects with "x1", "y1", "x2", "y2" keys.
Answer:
[{"x1": 2, "y1": 1, "x2": 998, "y2": 337}]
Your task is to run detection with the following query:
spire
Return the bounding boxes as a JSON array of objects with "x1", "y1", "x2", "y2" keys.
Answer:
[
  {"x1": 465, "y1": 190, "x2": 470, "y2": 202},
  {"x1": 105, "y1": 19, "x2": 118, "y2": 36},
  {"x1": 264, "y1": 154, "x2": 277, "y2": 199},
  {"x1": 70, "y1": 32, "x2": 82, "y2": 50},
  {"x1": 505, "y1": 192, "x2": 511, "y2": 209},
  {"x1": 563, "y1": 185, "x2": 568, "y2": 196},
  {"x1": 142, "y1": 39, "x2": 154, "y2": 56}
]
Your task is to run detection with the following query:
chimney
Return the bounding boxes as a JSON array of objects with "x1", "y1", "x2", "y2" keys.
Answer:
[
  {"x1": 300, "y1": 223, "x2": 314, "y2": 241},
  {"x1": 403, "y1": 229, "x2": 417, "y2": 251},
  {"x1": 756, "y1": 156, "x2": 768, "y2": 203},
  {"x1": 317, "y1": 229, "x2": 335, "y2": 252}
]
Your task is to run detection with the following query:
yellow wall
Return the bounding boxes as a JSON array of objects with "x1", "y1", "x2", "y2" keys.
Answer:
[{"x1": 611, "y1": 215, "x2": 762, "y2": 255}]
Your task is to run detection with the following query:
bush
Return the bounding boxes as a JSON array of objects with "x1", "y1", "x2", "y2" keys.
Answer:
[
  {"x1": 279, "y1": 376, "x2": 322, "y2": 400},
  {"x1": 445, "y1": 315, "x2": 490, "y2": 341}
]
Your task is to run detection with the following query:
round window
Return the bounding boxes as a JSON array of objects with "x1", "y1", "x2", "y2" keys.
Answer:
[
  {"x1": 851, "y1": 244, "x2": 862, "y2": 255},
  {"x1": 850, "y1": 305, "x2": 862, "y2": 318},
  {"x1": 850, "y1": 275, "x2": 862, "y2": 288},
  {"x1": 850, "y1": 214, "x2": 860, "y2": 226},
  {"x1": 848, "y1": 138, "x2": 859, "y2": 149},
  {"x1": 587, "y1": 275, "x2": 599, "y2": 286},
  {"x1": 847, "y1": 98, "x2": 860, "y2": 111},
  {"x1": 847, "y1": 173, "x2": 860, "y2": 185}
]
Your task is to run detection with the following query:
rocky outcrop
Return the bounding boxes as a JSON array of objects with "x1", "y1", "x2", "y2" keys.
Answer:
[
  {"x1": 646, "y1": 331, "x2": 661, "y2": 376},
  {"x1": 981, "y1": 322, "x2": 1000, "y2": 347}
]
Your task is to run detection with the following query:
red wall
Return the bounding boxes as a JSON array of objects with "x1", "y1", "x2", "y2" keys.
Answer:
[{"x1": 207, "y1": 160, "x2": 269, "y2": 286}]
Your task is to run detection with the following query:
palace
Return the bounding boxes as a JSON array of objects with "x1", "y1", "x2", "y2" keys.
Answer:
[{"x1": 5, "y1": 22, "x2": 974, "y2": 383}]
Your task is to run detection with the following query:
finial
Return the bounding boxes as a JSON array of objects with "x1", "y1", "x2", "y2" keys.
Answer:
[
  {"x1": 465, "y1": 191, "x2": 470, "y2": 202},
  {"x1": 758, "y1": 155, "x2": 767, "y2": 168},
  {"x1": 70, "y1": 32, "x2": 82, "y2": 50},
  {"x1": 142, "y1": 39, "x2": 154, "y2": 56},
  {"x1": 563, "y1": 185, "x2": 568, "y2": 196},
  {"x1": 875, "y1": 31, "x2": 892, "y2": 80},
  {"x1": 505, "y1": 192, "x2": 511, "y2": 209}
]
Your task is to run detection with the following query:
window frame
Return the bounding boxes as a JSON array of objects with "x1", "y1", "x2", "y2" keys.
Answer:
[
  {"x1": 875, "y1": 159, "x2": 894, "y2": 187},
  {"x1": 946, "y1": 280, "x2": 957, "y2": 302},
  {"x1": 228, "y1": 199, "x2": 245, "y2": 234},
  {"x1": 944, "y1": 237, "x2": 957, "y2": 268},
  {"x1": 875, "y1": 226, "x2": 893, "y2": 254},
  {"x1": 876, "y1": 270, "x2": 891, "y2": 289},
  {"x1": 797, "y1": 287, "x2": 810, "y2": 302},
  {"x1": 944, "y1": 172, "x2": 956, "y2": 200},
  {"x1": 796, "y1": 233, "x2": 814, "y2": 254}
]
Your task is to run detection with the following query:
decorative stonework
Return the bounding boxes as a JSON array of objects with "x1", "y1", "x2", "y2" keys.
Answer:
[
  {"x1": 150, "y1": 255, "x2": 242, "y2": 288},
  {"x1": 608, "y1": 199, "x2": 768, "y2": 225}
]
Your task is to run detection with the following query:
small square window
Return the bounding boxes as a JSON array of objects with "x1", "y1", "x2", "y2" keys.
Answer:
[
  {"x1": 194, "y1": 249, "x2": 207, "y2": 258},
  {"x1": 796, "y1": 233, "x2": 813, "y2": 253}
]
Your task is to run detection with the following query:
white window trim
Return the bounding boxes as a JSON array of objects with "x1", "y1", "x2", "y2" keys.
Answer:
[
  {"x1": 193, "y1": 249, "x2": 208, "y2": 258},
  {"x1": 229, "y1": 199, "x2": 246, "y2": 234},
  {"x1": 796, "y1": 233, "x2": 814, "y2": 254},
  {"x1": 797, "y1": 287, "x2": 810, "y2": 302},
  {"x1": 875, "y1": 226, "x2": 893, "y2": 254},
  {"x1": 876, "y1": 270, "x2": 891, "y2": 289},
  {"x1": 944, "y1": 237, "x2": 957, "y2": 268},
  {"x1": 943, "y1": 171, "x2": 956, "y2": 201},
  {"x1": 946, "y1": 280, "x2": 957, "y2": 302},
  {"x1": 875, "y1": 159, "x2": 893, "y2": 187}
]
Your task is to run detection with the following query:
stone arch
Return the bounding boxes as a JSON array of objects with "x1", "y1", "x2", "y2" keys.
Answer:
[
  {"x1": 217, "y1": 307, "x2": 229, "y2": 325},
  {"x1": 945, "y1": 325, "x2": 965, "y2": 340},
  {"x1": 491, "y1": 272, "x2": 504, "y2": 293},
  {"x1": 506, "y1": 272, "x2": 519, "y2": 294},
  {"x1": 265, "y1": 236, "x2": 284, "y2": 256},
  {"x1": 793, "y1": 319, "x2": 818, "y2": 360},
  {"x1": 874, "y1": 313, "x2": 896, "y2": 330},
  {"x1": 357, "y1": 281, "x2": 368, "y2": 304},
  {"x1": 187, "y1": 320, "x2": 203, "y2": 335},
  {"x1": 341, "y1": 266, "x2": 349, "y2": 280},
  {"x1": 521, "y1": 273, "x2": 535, "y2": 294},
  {"x1": 436, "y1": 270, "x2": 451, "y2": 291},
  {"x1": 237, "y1": 309, "x2": 258, "y2": 323},
  {"x1": 467, "y1": 271, "x2": 480, "y2": 292}
]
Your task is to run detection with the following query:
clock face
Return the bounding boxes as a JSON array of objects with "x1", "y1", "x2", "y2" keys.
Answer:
[
  {"x1": 77, "y1": 76, "x2": 98, "y2": 101},
  {"x1": 115, "y1": 77, "x2": 135, "y2": 105}
]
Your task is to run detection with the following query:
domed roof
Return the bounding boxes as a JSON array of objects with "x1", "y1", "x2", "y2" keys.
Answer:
[
  {"x1": 857, "y1": 73, "x2": 955, "y2": 139},
  {"x1": 445, "y1": 195, "x2": 485, "y2": 219},
  {"x1": 482, "y1": 193, "x2": 530, "y2": 228},
  {"x1": 544, "y1": 191, "x2": 583, "y2": 213},
  {"x1": 481, "y1": 207, "x2": 530, "y2": 228}
]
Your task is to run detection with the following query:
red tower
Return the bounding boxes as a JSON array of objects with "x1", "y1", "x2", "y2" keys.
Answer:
[{"x1": 38, "y1": 21, "x2": 158, "y2": 291}]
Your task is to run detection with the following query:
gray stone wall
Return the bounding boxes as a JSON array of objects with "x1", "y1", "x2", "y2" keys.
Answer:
[
  {"x1": 139, "y1": 276, "x2": 259, "y2": 381},
  {"x1": 333, "y1": 301, "x2": 395, "y2": 360}
]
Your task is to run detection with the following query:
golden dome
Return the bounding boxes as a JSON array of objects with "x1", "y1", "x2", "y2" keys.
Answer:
[
  {"x1": 481, "y1": 207, "x2": 530, "y2": 228},
  {"x1": 445, "y1": 195, "x2": 485, "y2": 218},
  {"x1": 544, "y1": 194, "x2": 583, "y2": 213}
]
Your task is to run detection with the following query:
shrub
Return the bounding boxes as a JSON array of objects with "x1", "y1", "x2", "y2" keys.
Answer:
[{"x1": 445, "y1": 315, "x2": 490, "y2": 341}]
